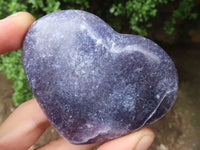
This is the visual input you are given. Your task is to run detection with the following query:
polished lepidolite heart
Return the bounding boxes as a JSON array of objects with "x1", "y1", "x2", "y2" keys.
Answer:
[{"x1": 22, "y1": 10, "x2": 178, "y2": 144}]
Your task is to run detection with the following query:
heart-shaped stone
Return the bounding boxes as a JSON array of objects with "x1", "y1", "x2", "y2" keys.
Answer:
[{"x1": 22, "y1": 10, "x2": 178, "y2": 144}]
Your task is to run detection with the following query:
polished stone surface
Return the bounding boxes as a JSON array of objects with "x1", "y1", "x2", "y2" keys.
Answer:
[{"x1": 22, "y1": 10, "x2": 178, "y2": 144}]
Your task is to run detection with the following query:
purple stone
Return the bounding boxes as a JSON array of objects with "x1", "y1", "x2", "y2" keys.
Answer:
[{"x1": 22, "y1": 10, "x2": 178, "y2": 144}]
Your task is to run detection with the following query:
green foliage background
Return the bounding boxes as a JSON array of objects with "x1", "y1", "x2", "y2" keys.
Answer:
[{"x1": 0, "y1": 0, "x2": 199, "y2": 105}]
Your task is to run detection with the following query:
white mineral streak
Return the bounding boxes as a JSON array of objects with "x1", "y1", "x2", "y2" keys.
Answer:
[
  {"x1": 80, "y1": 24, "x2": 98, "y2": 41},
  {"x1": 73, "y1": 125, "x2": 112, "y2": 144},
  {"x1": 142, "y1": 87, "x2": 177, "y2": 126},
  {"x1": 80, "y1": 22, "x2": 109, "y2": 48},
  {"x1": 110, "y1": 44, "x2": 160, "y2": 63},
  {"x1": 143, "y1": 78, "x2": 178, "y2": 125},
  {"x1": 79, "y1": 18, "x2": 160, "y2": 63}
]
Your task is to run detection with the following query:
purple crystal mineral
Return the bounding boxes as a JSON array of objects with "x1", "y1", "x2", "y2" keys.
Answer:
[{"x1": 22, "y1": 10, "x2": 178, "y2": 144}]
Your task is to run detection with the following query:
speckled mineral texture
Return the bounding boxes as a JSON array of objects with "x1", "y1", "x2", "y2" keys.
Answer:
[{"x1": 22, "y1": 10, "x2": 178, "y2": 144}]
